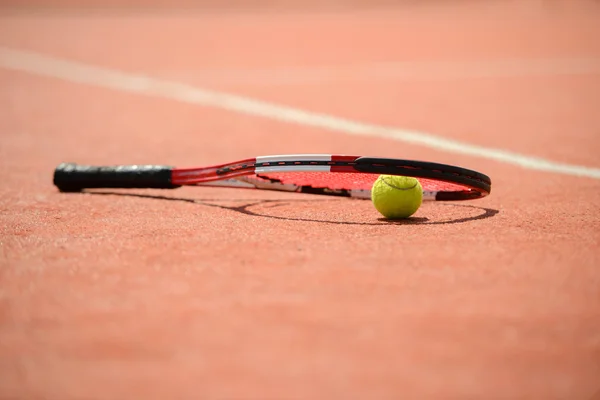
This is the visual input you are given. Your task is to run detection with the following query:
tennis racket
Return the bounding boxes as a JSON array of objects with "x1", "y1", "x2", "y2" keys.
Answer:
[{"x1": 53, "y1": 154, "x2": 491, "y2": 201}]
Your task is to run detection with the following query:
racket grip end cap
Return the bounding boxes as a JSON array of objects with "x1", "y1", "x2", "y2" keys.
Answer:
[{"x1": 53, "y1": 162, "x2": 180, "y2": 191}]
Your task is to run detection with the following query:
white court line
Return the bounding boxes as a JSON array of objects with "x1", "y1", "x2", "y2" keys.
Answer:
[
  {"x1": 1, "y1": 46, "x2": 599, "y2": 180},
  {"x1": 158, "y1": 58, "x2": 600, "y2": 85}
]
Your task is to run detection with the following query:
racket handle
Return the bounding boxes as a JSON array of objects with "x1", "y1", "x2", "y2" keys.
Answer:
[{"x1": 53, "y1": 163, "x2": 180, "y2": 192}]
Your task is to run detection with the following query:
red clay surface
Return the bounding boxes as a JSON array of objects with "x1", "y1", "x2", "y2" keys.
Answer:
[{"x1": 1, "y1": 1, "x2": 600, "y2": 399}]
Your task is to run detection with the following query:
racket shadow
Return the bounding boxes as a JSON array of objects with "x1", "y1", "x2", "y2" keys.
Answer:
[{"x1": 83, "y1": 190, "x2": 499, "y2": 226}]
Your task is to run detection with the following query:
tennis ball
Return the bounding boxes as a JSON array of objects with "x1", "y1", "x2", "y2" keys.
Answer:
[{"x1": 371, "y1": 175, "x2": 423, "y2": 219}]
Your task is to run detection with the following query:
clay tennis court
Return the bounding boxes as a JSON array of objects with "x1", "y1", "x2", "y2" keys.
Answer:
[{"x1": 1, "y1": 0, "x2": 599, "y2": 398}]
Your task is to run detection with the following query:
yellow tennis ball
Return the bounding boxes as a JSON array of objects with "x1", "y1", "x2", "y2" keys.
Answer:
[{"x1": 371, "y1": 175, "x2": 423, "y2": 219}]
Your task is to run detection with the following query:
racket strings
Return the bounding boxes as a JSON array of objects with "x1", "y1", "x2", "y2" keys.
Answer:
[{"x1": 255, "y1": 171, "x2": 468, "y2": 192}]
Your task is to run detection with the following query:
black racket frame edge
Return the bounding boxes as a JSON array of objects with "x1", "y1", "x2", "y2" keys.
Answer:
[{"x1": 354, "y1": 157, "x2": 491, "y2": 198}]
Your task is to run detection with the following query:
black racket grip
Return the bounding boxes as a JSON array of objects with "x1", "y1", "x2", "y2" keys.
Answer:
[{"x1": 53, "y1": 163, "x2": 180, "y2": 192}]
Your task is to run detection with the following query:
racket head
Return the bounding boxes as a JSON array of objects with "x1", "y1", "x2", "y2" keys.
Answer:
[{"x1": 174, "y1": 155, "x2": 491, "y2": 201}]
